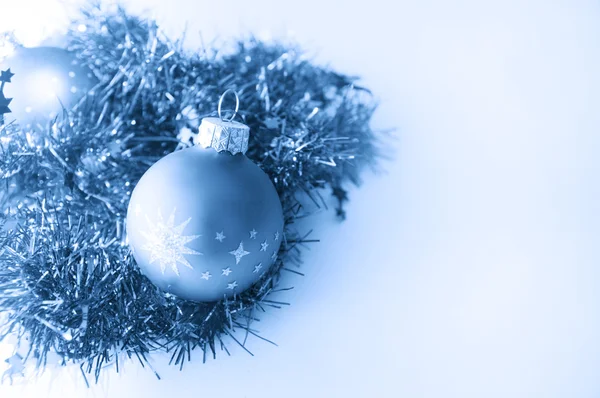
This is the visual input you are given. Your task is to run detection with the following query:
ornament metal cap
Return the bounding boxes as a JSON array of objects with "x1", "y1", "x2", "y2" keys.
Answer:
[{"x1": 196, "y1": 90, "x2": 250, "y2": 155}]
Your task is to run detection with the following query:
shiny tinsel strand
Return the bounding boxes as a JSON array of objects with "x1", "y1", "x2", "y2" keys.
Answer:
[{"x1": 0, "y1": 4, "x2": 377, "y2": 382}]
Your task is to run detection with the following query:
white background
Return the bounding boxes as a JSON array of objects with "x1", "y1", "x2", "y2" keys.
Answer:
[{"x1": 1, "y1": 0, "x2": 600, "y2": 397}]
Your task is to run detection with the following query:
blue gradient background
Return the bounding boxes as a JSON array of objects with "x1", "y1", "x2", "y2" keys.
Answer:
[{"x1": 1, "y1": 0, "x2": 600, "y2": 397}]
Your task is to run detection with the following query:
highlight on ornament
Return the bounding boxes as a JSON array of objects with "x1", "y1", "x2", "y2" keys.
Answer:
[
  {"x1": 0, "y1": 4, "x2": 378, "y2": 384},
  {"x1": 0, "y1": 45, "x2": 97, "y2": 128}
]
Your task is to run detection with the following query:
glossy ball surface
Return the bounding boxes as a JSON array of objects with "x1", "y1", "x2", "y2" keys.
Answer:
[{"x1": 126, "y1": 146, "x2": 284, "y2": 302}]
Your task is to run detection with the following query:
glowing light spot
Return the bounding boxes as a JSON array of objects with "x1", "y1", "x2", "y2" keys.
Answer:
[
  {"x1": 77, "y1": 24, "x2": 87, "y2": 33},
  {"x1": 68, "y1": 71, "x2": 76, "y2": 78},
  {"x1": 30, "y1": 71, "x2": 65, "y2": 104}
]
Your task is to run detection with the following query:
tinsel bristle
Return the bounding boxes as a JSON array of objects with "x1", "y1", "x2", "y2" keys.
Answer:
[{"x1": 0, "y1": 4, "x2": 377, "y2": 382}]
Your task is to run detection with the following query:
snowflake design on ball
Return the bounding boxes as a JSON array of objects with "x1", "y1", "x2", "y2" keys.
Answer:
[{"x1": 141, "y1": 208, "x2": 202, "y2": 275}]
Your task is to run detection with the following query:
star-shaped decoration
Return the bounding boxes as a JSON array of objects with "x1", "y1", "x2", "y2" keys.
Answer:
[
  {"x1": 222, "y1": 267, "x2": 232, "y2": 276},
  {"x1": 0, "y1": 91, "x2": 12, "y2": 117},
  {"x1": 227, "y1": 281, "x2": 238, "y2": 290},
  {"x1": 260, "y1": 240, "x2": 269, "y2": 252},
  {"x1": 201, "y1": 271, "x2": 212, "y2": 280},
  {"x1": 253, "y1": 263, "x2": 263, "y2": 273},
  {"x1": 0, "y1": 69, "x2": 14, "y2": 83},
  {"x1": 0, "y1": 69, "x2": 13, "y2": 120},
  {"x1": 271, "y1": 251, "x2": 278, "y2": 260},
  {"x1": 249, "y1": 228, "x2": 258, "y2": 239},
  {"x1": 140, "y1": 208, "x2": 202, "y2": 276},
  {"x1": 274, "y1": 231, "x2": 280, "y2": 241},
  {"x1": 215, "y1": 231, "x2": 226, "y2": 242},
  {"x1": 3, "y1": 353, "x2": 24, "y2": 385},
  {"x1": 229, "y1": 241, "x2": 250, "y2": 264}
]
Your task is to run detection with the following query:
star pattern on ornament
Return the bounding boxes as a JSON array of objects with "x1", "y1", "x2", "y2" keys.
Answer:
[
  {"x1": 271, "y1": 251, "x2": 278, "y2": 260},
  {"x1": 3, "y1": 353, "x2": 24, "y2": 384},
  {"x1": 201, "y1": 271, "x2": 212, "y2": 280},
  {"x1": 229, "y1": 241, "x2": 250, "y2": 264},
  {"x1": 222, "y1": 267, "x2": 232, "y2": 276},
  {"x1": 274, "y1": 231, "x2": 280, "y2": 241},
  {"x1": 215, "y1": 231, "x2": 226, "y2": 242},
  {"x1": 227, "y1": 281, "x2": 238, "y2": 290},
  {"x1": 260, "y1": 240, "x2": 269, "y2": 252},
  {"x1": 249, "y1": 229, "x2": 258, "y2": 239},
  {"x1": 0, "y1": 69, "x2": 14, "y2": 83},
  {"x1": 253, "y1": 263, "x2": 263, "y2": 273},
  {"x1": 140, "y1": 208, "x2": 202, "y2": 276}
]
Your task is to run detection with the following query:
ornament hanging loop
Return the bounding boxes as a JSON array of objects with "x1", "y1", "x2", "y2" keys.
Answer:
[
  {"x1": 198, "y1": 90, "x2": 250, "y2": 155},
  {"x1": 217, "y1": 89, "x2": 239, "y2": 122}
]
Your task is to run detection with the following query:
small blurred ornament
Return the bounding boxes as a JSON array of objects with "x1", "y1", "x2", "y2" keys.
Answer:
[
  {"x1": 127, "y1": 90, "x2": 284, "y2": 302},
  {"x1": 0, "y1": 46, "x2": 97, "y2": 127}
]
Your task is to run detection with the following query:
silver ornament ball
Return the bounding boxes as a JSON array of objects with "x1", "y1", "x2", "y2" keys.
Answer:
[{"x1": 126, "y1": 110, "x2": 284, "y2": 302}]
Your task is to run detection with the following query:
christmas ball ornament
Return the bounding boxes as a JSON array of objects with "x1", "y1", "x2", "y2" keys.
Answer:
[
  {"x1": 126, "y1": 91, "x2": 284, "y2": 302},
  {"x1": 0, "y1": 46, "x2": 97, "y2": 127}
]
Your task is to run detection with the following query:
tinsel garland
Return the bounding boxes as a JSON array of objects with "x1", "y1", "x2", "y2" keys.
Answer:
[{"x1": 0, "y1": 5, "x2": 377, "y2": 383}]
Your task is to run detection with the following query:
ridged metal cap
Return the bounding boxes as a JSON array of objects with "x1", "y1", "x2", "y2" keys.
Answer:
[
  {"x1": 195, "y1": 89, "x2": 250, "y2": 155},
  {"x1": 196, "y1": 117, "x2": 250, "y2": 155}
]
